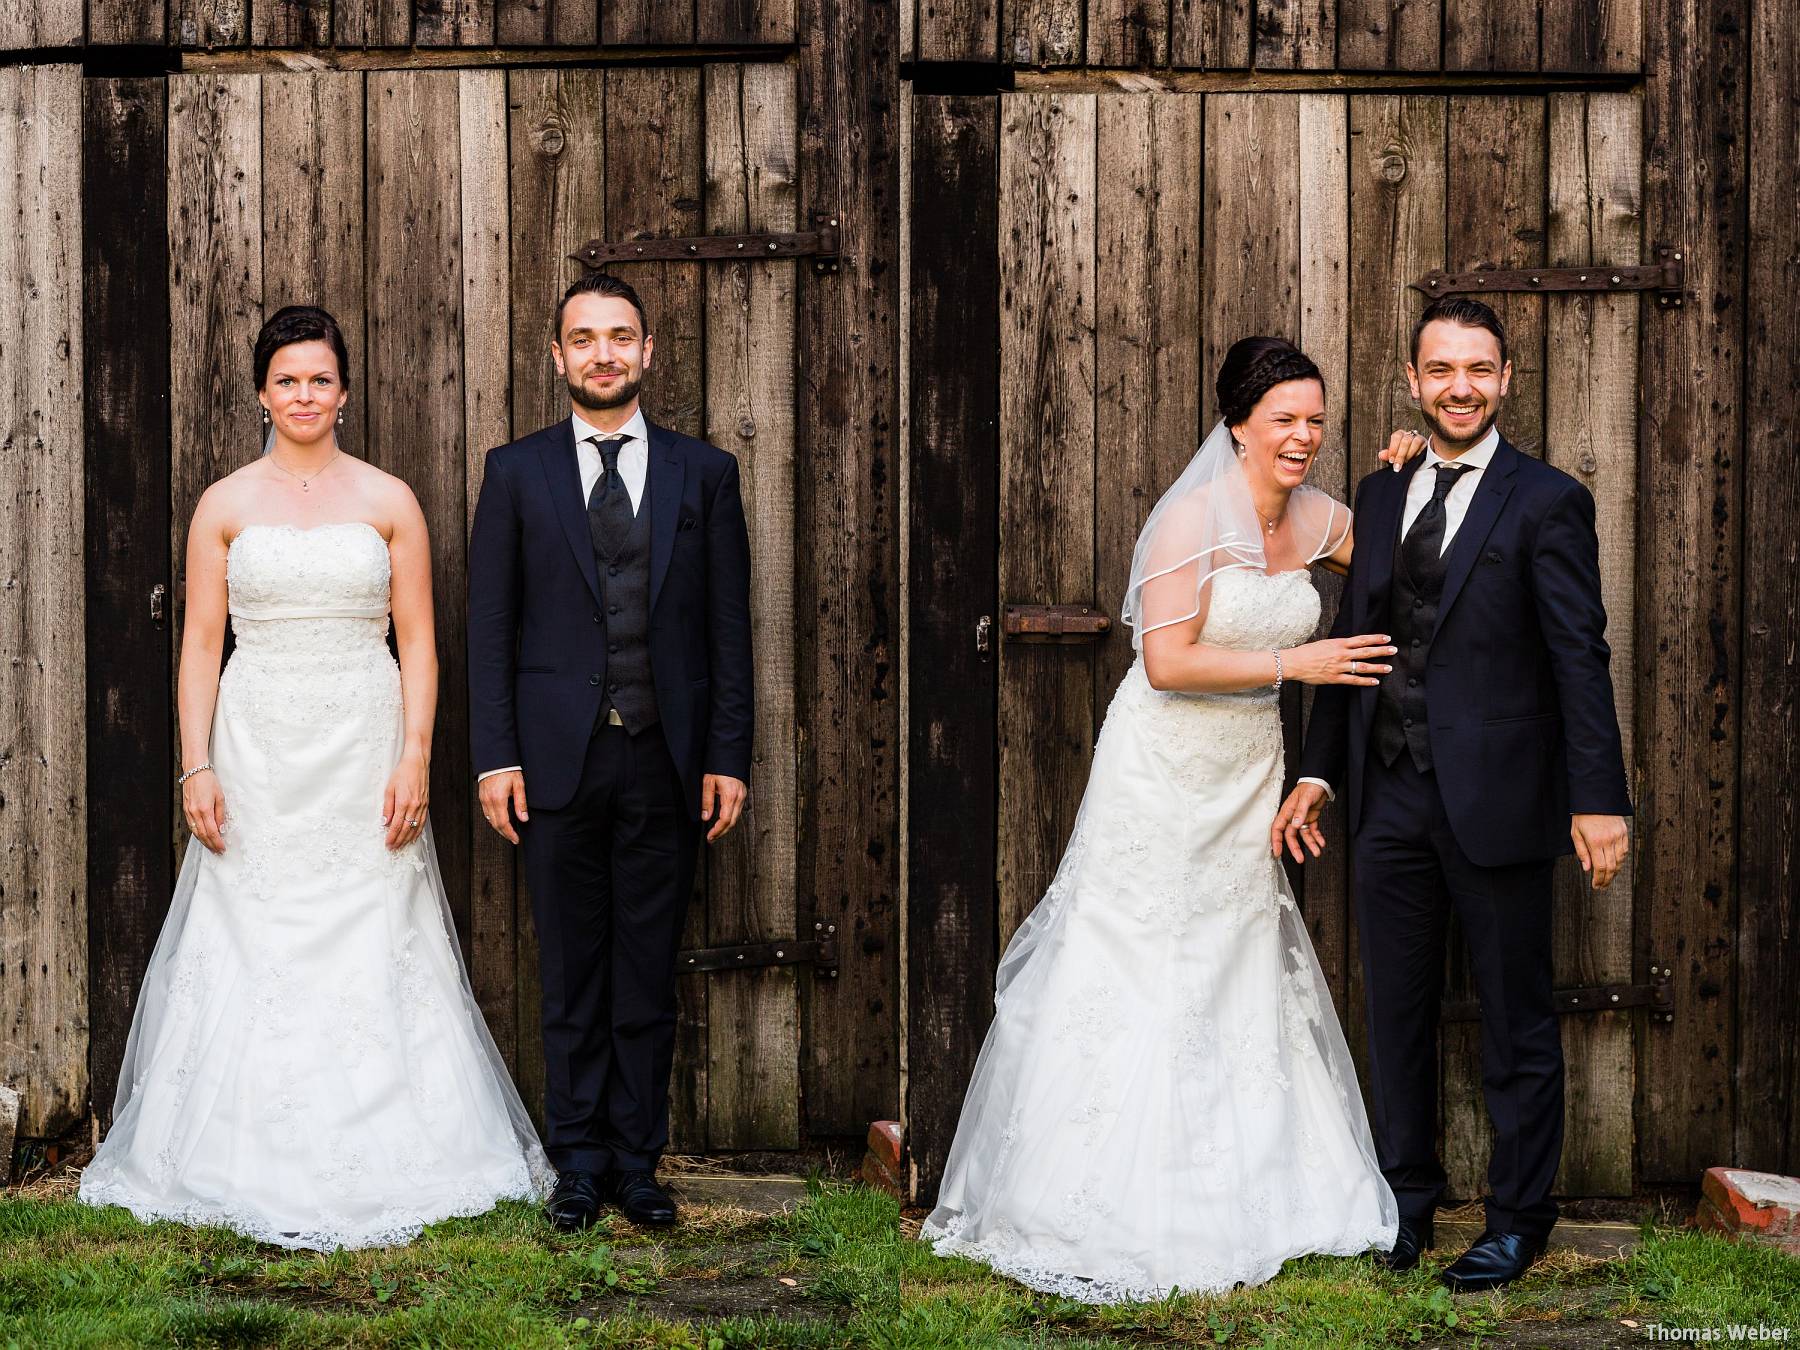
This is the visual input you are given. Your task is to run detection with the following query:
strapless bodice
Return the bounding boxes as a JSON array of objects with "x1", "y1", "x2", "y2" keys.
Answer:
[{"x1": 226, "y1": 522, "x2": 392, "y2": 662}]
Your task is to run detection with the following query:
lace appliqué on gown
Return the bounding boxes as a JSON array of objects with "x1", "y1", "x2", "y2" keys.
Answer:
[
  {"x1": 80, "y1": 523, "x2": 551, "y2": 1252},
  {"x1": 921, "y1": 568, "x2": 1398, "y2": 1304}
]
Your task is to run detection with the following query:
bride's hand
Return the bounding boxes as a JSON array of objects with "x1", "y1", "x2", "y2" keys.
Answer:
[
  {"x1": 183, "y1": 770, "x2": 228, "y2": 854},
  {"x1": 1377, "y1": 429, "x2": 1429, "y2": 470},
  {"x1": 1283, "y1": 635, "x2": 1396, "y2": 686},
  {"x1": 383, "y1": 754, "x2": 429, "y2": 850}
]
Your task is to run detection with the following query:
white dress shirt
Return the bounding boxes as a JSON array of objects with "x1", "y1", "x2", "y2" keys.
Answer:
[
  {"x1": 1296, "y1": 425, "x2": 1501, "y2": 803},
  {"x1": 574, "y1": 406, "x2": 650, "y2": 516},
  {"x1": 477, "y1": 407, "x2": 650, "y2": 783}
]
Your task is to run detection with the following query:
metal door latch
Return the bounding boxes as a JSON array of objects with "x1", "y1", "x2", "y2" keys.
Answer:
[{"x1": 1002, "y1": 604, "x2": 1111, "y2": 643}]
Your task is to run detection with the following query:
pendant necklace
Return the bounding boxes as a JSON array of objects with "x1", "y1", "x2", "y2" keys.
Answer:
[{"x1": 269, "y1": 448, "x2": 341, "y2": 493}]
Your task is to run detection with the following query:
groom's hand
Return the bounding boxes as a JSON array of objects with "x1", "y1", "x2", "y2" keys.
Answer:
[
  {"x1": 478, "y1": 770, "x2": 529, "y2": 845},
  {"x1": 1273, "y1": 782, "x2": 1329, "y2": 863},
  {"x1": 1570, "y1": 814, "x2": 1628, "y2": 889},
  {"x1": 701, "y1": 774, "x2": 747, "y2": 843}
]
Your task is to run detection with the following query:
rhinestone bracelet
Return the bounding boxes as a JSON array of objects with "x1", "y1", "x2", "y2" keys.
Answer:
[
  {"x1": 1272, "y1": 649, "x2": 1284, "y2": 694},
  {"x1": 177, "y1": 762, "x2": 214, "y2": 786}
]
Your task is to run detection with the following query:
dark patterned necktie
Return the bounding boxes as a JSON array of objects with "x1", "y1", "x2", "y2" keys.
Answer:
[
  {"x1": 586, "y1": 434, "x2": 633, "y2": 557},
  {"x1": 1402, "y1": 461, "x2": 1474, "y2": 579}
]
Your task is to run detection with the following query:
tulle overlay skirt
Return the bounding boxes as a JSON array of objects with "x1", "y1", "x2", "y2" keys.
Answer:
[
  {"x1": 921, "y1": 658, "x2": 1397, "y2": 1302},
  {"x1": 79, "y1": 618, "x2": 551, "y2": 1250}
]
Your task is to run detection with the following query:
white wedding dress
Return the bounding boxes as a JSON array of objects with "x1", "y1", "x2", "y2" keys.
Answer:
[
  {"x1": 922, "y1": 567, "x2": 1398, "y2": 1303},
  {"x1": 80, "y1": 522, "x2": 551, "y2": 1250}
]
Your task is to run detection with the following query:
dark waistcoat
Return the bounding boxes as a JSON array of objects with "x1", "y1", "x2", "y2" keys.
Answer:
[
  {"x1": 590, "y1": 471, "x2": 658, "y2": 734},
  {"x1": 1372, "y1": 524, "x2": 1454, "y2": 772}
]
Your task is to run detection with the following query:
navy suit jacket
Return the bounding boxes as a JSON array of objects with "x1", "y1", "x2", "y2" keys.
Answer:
[
  {"x1": 467, "y1": 417, "x2": 754, "y2": 817},
  {"x1": 1297, "y1": 435, "x2": 1631, "y2": 867}
]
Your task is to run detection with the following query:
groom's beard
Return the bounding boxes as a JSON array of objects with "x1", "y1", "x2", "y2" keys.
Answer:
[
  {"x1": 1421, "y1": 403, "x2": 1500, "y2": 453},
  {"x1": 567, "y1": 367, "x2": 642, "y2": 413}
]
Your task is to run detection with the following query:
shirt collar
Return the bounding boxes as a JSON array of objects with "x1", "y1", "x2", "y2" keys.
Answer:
[
  {"x1": 572, "y1": 405, "x2": 649, "y2": 453},
  {"x1": 1424, "y1": 423, "x2": 1500, "y2": 474}
]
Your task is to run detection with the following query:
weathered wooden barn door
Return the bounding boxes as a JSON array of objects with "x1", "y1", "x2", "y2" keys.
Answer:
[
  {"x1": 909, "y1": 87, "x2": 1646, "y2": 1200},
  {"x1": 89, "y1": 61, "x2": 804, "y2": 1151}
]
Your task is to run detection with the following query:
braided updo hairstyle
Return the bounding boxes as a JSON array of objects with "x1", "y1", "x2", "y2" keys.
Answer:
[{"x1": 1215, "y1": 336, "x2": 1323, "y2": 428}]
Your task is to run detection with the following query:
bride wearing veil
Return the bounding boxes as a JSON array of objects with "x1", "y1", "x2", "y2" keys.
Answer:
[
  {"x1": 79, "y1": 306, "x2": 550, "y2": 1250},
  {"x1": 920, "y1": 338, "x2": 1406, "y2": 1302}
]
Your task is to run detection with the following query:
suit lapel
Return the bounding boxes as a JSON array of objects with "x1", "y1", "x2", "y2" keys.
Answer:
[
  {"x1": 539, "y1": 420, "x2": 603, "y2": 608},
  {"x1": 1436, "y1": 435, "x2": 1520, "y2": 624},
  {"x1": 1361, "y1": 457, "x2": 1415, "y2": 620},
  {"x1": 646, "y1": 421, "x2": 684, "y2": 613}
]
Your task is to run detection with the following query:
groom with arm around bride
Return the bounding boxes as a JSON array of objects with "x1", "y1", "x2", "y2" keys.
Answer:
[
  {"x1": 467, "y1": 272, "x2": 753, "y2": 1231},
  {"x1": 1274, "y1": 296, "x2": 1631, "y2": 1292}
]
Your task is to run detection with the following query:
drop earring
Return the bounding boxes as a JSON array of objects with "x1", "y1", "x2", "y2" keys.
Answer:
[
  {"x1": 262, "y1": 408, "x2": 271, "y2": 426},
  {"x1": 337, "y1": 409, "x2": 345, "y2": 426}
]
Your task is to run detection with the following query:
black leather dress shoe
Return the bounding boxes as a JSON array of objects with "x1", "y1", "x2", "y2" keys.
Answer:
[
  {"x1": 607, "y1": 1170, "x2": 678, "y2": 1227},
  {"x1": 1377, "y1": 1216, "x2": 1434, "y2": 1272},
  {"x1": 1441, "y1": 1230, "x2": 1547, "y2": 1291},
  {"x1": 546, "y1": 1170, "x2": 603, "y2": 1231}
]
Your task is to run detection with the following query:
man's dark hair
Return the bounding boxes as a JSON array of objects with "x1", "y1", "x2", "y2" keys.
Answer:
[
  {"x1": 253, "y1": 305, "x2": 351, "y2": 390},
  {"x1": 1215, "y1": 336, "x2": 1324, "y2": 427},
  {"x1": 554, "y1": 272, "x2": 650, "y2": 342},
  {"x1": 1410, "y1": 295, "x2": 1508, "y2": 368}
]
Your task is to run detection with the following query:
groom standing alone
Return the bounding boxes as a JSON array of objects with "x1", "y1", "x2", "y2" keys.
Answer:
[
  {"x1": 1277, "y1": 297, "x2": 1630, "y2": 1291},
  {"x1": 468, "y1": 273, "x2": 753, "y2": 1230}
]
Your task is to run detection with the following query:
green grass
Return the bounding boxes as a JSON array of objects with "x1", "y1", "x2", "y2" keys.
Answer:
[
  {"x1": 8, "y1": 1179, "x2": 1796, "y2": 1349},
  {"x1": 0, "y1": 1177, "x2": 898, "y2": 1350},
  {"x1": 894, "y1": 1220, "x2": 1800, "y2": 1348}
]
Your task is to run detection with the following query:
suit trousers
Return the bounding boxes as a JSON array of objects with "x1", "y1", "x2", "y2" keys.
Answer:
[
  {"x1": 1351, "y1": 751, "x2": 1563, "y2": 1239},
  {"x1": 518, "y1": 720, "x2": 701, "y2": 1175}
]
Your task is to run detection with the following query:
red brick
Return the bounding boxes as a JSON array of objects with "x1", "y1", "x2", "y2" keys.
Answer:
[
  {"x1": 1695, "y1": 1168, "x2": 1800, "y2": 1254},
  {"x1": 866, "y1": 1120, "x2": 902, "y2": 1171}
]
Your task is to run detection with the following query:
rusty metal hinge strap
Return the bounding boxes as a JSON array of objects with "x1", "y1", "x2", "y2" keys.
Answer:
[
  {"x1": 1002, "y1": 604, "x2": 1112, "y2": 643},
  {"x1": 1412, "y1": 246, "x2": 1686, "y2": 306},
  {"x1": 573, "y1": 214, "x2": 841, "y2": 272},
  {"x1": 678, "y1": 936, "x2": 836, "y2": 975},
  {"x1": 1441, "y1": 970, "x2": 1674, "y2": 1023}
]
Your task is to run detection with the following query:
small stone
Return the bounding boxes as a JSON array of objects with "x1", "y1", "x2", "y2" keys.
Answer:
[{"x1": 0, "y1": 1083, "x2": 18, "y2": 1185}]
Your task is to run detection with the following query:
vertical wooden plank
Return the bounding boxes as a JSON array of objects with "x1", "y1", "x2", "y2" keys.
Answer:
[
  {"x1": 1445, "y1": 0, "x2": 1539, "y2": 71},
  {"x1": 603, "y1": 67, "x2": 704, "y2": 438},
  {"x1": 1437, "y1": 92, "x2": 1549, "y2": 1204},
  {"x1": 460, "y1": 68, "x2": 517, "y2": 1073},
  {"x1": 603, "y1": 0, "x2": 685, "y2": 43},
  {"x1": 1738, "y1": 0, "x2": 1800, "y2": 1177},
  {"x1": 90, "y1": 0, "x2": 167, "y2": 43},
  {"x1": 1544, "y1": 89, "x2": 1639, "y2": 1196},
  {"x1": 250, "y1": 0, "x2": 329, "y2": 46},
  {"x1": 507, "y1": 69, "x2": 604, "y2": 437},
  {"x1": 415, "y1": 0, "x2": 495, "y2": 45},
  {"x1": 1296, "y1": 92, "x2": 1353, "y2": 1018},
  {"x1": 83, "y1": 77, "x2": 172, "y2": 1134},
  {"x1": 503, "y1": 65, "x2": 602, "y2": 1126},
  {"x1": 702, "y1": 63, "x2": 801, "y2": 1150},
  {"x1": 172, "y1": 0, "x2": 247, "y2": 45},
  {"x1": 696, "y1": 0, "x2": 794, "y2": 41},
  {"x1": 797, "y1": 0, "x2": 903, "y2": 1136},
  {"x1": 0, "y1": 66, "x2": 84, "y2": 1140},
  {"x1": 1171, "y1": 0, "x2": 1252, "y2": 67},
  {"x1": 261, "y1": 73, "x2": 366, "y2": 460},
  {"x1": 1202, "y1": 95, "x2": 1301, "y2": 426},
  {"x1": 1088, "y1": 0, "x2": 1168, "y2": 65},
  {"x1": 906, "y1": 92, "x2": 1001, "y2": 1201},
  {"x1": 1338, "y1": 0, "x2": 1439, "y2": 70},
  {"x1": 365, "y1": 72, "x2": 471, "y2": 952},
  {"x1": 168, "y1": 73, "x2": 262, "y2": 854},
  {"x1": 1005, "y1": 0, "x2": 1082, "y2": 65},
  {"x1": 1541, "y1": 0, "x2": 1642, "y2": 72},
  {"x1": 1256, "y1": 0, "x2": 1338, "y2": 69},
  {"x1": 1095, "y1": 93, "x2": 1200, "y2": 717},
  {"x1": 917, "y1": 0, "x2": 997, "y2": 60},
  {"x1": 2, "y1": 0, "x2": 82, "y2": 43},
  {"x1": 997, "y1": 93, "x2": 1096, "y2": 949},
  {"x1": 1346, "y1": 91, "x2": 1445, "y2": 1093},
  {"x1": 493, "y1": 0, "x2": 544, "y2": 43},
  {"x1": 328, "y1": 0, "x2": 404, "y2": 43},
  {"x1": 1445, "y1": 97, "x2": 1546, "y2": 456},
  {"x1": 1637, "y1": 0, "x2": 1744, "y2": 1186}
]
